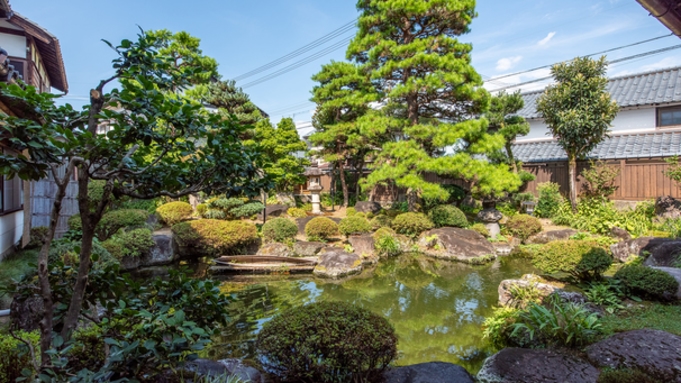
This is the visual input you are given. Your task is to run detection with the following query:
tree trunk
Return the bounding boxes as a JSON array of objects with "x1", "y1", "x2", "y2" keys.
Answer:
[
  {"x1": 505, "y1": 143, "x2": 518, "y2": 174},
  {"x1": 407, "y1": 188, "x2": 419, "y2": 212},
  {"x1": 339, "y1": 161, "x2": 349, "y2": 208},
  {"x1": 355, "y1": 159, "x2": 364, "y2": 200},
  {"x1": 568, "y1": 154, "x2": 577, "y2": 212}
]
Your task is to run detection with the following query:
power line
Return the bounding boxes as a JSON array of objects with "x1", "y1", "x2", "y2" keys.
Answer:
[
  {"x1": 268, "y1": 101, "x2": 316, "y2": 115},
  {"x1": 234, "y1": 19, "x2": 357, "y2": 81}
]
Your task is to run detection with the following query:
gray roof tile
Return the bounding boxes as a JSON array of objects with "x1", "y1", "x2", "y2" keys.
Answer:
[
  {"x1": 518, "y1": 66, "x2": 681, "y2": 119},
  {"x1": 512, "y1": 130, "x2": 681, "y2": 163}
]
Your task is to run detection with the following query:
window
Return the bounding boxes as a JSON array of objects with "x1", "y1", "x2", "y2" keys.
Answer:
[
  {"x1": 1, "y1": 149, "x2": 24, "y2": 214},
  {"x1": 657, "y1": 106, "x2": 681, "y2": 127}
]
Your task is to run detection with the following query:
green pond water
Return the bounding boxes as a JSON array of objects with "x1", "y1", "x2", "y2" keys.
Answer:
[{"x1": 205, "y1": 254, "x2": 537, "y2": 374}]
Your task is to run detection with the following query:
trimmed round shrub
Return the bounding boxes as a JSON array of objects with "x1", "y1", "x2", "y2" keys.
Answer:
[
  {"x1": 346, "y1": 207, "x2": 357, "y2": 217},
  {"x1": 96, "y1": 209, "x2": 149, "y2": 240},
  {"x1": 505, "y1": 214, "x2": 542, "y2": 241},
  {"x1": 262, "y1": 218, "x2": 298, "y2": 243},
  {"x1": 470, "y1": 223, "x2": 490, "y2": 237},
  {"x1": 0, "y1": 330, "x2": 39, "y2": 383},
  {"x1": 614, "y1": 265, "x2": 679, "y2": 301},
  {"x1": 305, "y1": 217, "x2": 339, "y2": 241},
  {"x1": 102, "y1": 228, "x2": 155, "y2": 259},
  {"x1": 156, "y1": 201, "x2": 193, "y2": 226},
  {"x1": 287, "y1": 207, "x2": 307, "y2": 218},
  {"x1": 373, "y1": 226, "x2": 396, "y2": 240},
  {"x1": 172, "y1": 219, "x2": 258, "y2": 256},
  {"x1": 256, "y1": 301, "x2": 397, "y2": 383},
  {"x1": 532, "y1": 240, "x2": 612, "y2": 281},
  {"x1": 370, "y1": 215, "x2": 393, "y2": 230},
  {"x1": 391, "y1": 212, "x2": 434, "y2": 237},
  {"x1": 338, "y1": 216, "x2": 372, "y2": 236},
  {"x1": 428, "y1": 205, "x2": 468, "y2": 228}
]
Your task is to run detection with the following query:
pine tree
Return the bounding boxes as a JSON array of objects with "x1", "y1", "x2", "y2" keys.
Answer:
[
  {"x1": 485, "y1": 90, "x2": 530, "y2": 173},
  {"x1": 201, "y1": 79, "x2": 263, "y2": 126},
  {"x1": 347, "y1": 0, "x2": 520, "y2": 210}
]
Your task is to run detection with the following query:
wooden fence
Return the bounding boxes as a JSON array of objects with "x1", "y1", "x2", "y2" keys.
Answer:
[{"x1": 30, "y1": 164, "x2": 79, "y2": 237}]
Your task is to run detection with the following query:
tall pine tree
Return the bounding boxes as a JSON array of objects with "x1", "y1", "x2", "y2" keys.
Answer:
[
  {"x1": 347, "y1": 0, "x2": 520, "y2": 210},
  {"x1": 201, "y1": 79, "x2": 263, "y2": 126}
]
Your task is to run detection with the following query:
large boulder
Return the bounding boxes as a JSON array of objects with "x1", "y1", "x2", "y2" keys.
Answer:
[
  {"x1": 498, "y1": 274, "x2": 560, "y2": 307},
  {"x1": 610, "y1": 226, "x2": 632, "y2": 241},
  {"x1": 586, "y1": 329, "x2": 681, "y2": 382},
  {"x1": 355, "y1": 201, "x2": 382, "y2": 214},
  {"x1": 609, "y1": 237, "x2": 676, "y2": 263},
  {"x1": 477, "y1": 348, "x2": 600, "y2": 383},
  {"x1": 525, "y1": 229, "x2": 578, "y2": 245},
  {"x1": 257, "y1": 204, "x2": 288, "y2": 221},
  {"x1": 418, "y1": 227, "x2": 496, "y2": 264},
  {"x1": 256, "y1": 242, "x2": 294, "y2": 257},
  {"x1": 183, "y1": 358, "x2": 264, "y2": 383},
  {"x1": 313, "y1": 247, "x2": 363, "y2": 278},
  {"x1": 649, "y1": 266, "x2": 681, "y2": 300},
  {"x1": 643, "y1": 241, "x2": 681, "y2": 267},
  {"x1": 293, "y1": 241, "x2": 325, "y2": 257},
  {"x1": 9, "y1": 290, "x2": 43, "y2": 332},
  {"x1": 120, "y1": 229, "x2": 179, "y2": 270},
  {"x1": 655, "y1": 195, "x2": 681, "y2": 221},
  {"x1": 383, "y1": 362, "x2": 475, "y2": 383},
  {"x1": 348, "y1": 234, "x2": 375, "y2": 256}
]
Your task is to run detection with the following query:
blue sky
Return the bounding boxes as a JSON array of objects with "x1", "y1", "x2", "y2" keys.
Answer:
[{"x1": 15, "y1": 0, "x2": 681, "y2": 135}]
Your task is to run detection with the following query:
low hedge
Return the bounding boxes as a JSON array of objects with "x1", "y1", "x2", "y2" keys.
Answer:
[
  {"x1": 256, "y1": 301, "x2": 397, "y2": 383},
  {"x1": 0, "y1": 330, "x2": 39, "y2": 382},
  {"x1": 391, "y1": 212, "x2": 433, "y2": 237},
  {"x1": 102, "y1": 228, "x2": 155, "y2": 259},
  {"x1": 305, "y1": 217, "x2": 339, "y2": 241},
  {"x1": 428, "y1": 205, "x2": 468, "y2": 228},
  {"x1": 338, "y1": 216, "x2": 372, "y2": 236},
  {"x1": 505, "y1": 214, "x2": 542, "y2": 241},
  {"x1": 532, "y1": 240, "x2": 612, "y2": 281},
  {"x1": 96, "y1": 209, "x2": 149, "y2": 240},
  {"x1": 172, "y1": 219, "x2": 258, "y2": 256},
  {"x1": 156, "y1": 201, "x2": 193, "y2": 226},
  {"x1": 614, "y1": 265, "x2": 679, "y2": 301},
  {"x1": 262, "y1": 218, "x2": 298, "y2": 243}
]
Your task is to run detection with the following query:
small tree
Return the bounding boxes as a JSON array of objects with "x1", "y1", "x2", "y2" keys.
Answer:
[
  {"x1": 581, "y1": 160, "x2": 619, "y2": 199},
  {"x1": 485, "y1": 90, "x2": 530, "y2": 174},
  {"x1": 536, "y1": 56, "x2": 618, "y2": 210}
]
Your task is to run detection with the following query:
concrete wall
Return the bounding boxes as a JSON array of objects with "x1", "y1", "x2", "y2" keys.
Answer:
[{"x1": 0, "y1": 210, "x2": 23, "y2": 260}]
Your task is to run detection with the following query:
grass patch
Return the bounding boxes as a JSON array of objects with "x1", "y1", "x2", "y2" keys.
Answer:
[
  {"x1": 0, "y1": 249, "x2": 39, "y2": 309},
  {"x1": 600, "y1": 302, "x2": 681, "y2": 338}
]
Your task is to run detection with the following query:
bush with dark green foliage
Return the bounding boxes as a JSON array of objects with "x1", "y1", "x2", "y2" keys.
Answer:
[
  {"x1": 287, "y1": 207, "x2": 307, "y2": 218},
  {"x1": 256, "y1": 301, "x2": 397, "y2": 383},
  {"x1": 102, "y1": 228, "x2": 155, "y2": 259},
  {"x1": 156, "y1": 201, "x2": 193, "y2": 226},
  {"x1": 68, "y1": 214, "x2": 82, "y2": 232},
  {"x1": 535, "y1": 182, "x2": 563, "y2": 218},
  {"x1": 614, "y1": 265, "x2": 679, "y2": 301},
  {"x1": 391, "y1": 212, "x2": 434, "y2": 237},
  {"x1": 532, "y1": 240, "x2": 612, "y2": 281},
  {"x1": 67, "y1": 325, "x2": 106, "y2": 373},
  {"x1": 597, "y1": 368, "x2": 657, "y2": 383},
  {"x1": 370, "y1": 215, "x2": 393, "y2": 230},
  {"x1": 26, "y1": 226, "x2": 49, "y2": 249},
  {"x1": 207, "y1": 197, "x2": 244, "y2": 211},
  {"x1": 96, "y1": 209, "x2": 149, "y2": 240},
  {"x1": 305, "y1": 217, "x2": 339, "y2": 241},
  {"x1": 339, "y1": 216, "x2": 372, "y2": 236},
  {"x1": 230, "y1": 201, "x2": 264, "y2": 218},
  {"x1": 48, "y1": 239, "x2": 119, "y2": 270},
  {"x1": 0, "y1": 330, "x2": 39, "y2": 383},
  {"x1": 428, "y1": 204, "x2": 468, "y2": 228},
  {"x1": 117, "y1": 198, "x2": 161, "y2": 213},
  {"x1": 172, "y1": 219, "x2": 258, "y2": 257},
  {"x1": 504, "y1": 214, "x2": 542, "y2": 241},
  {"x1": 262, "y1": 218, "x2": 298, "y2": 243}
]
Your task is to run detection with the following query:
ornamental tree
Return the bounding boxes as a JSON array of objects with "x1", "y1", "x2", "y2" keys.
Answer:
[
  {"x1": 485, "y1": 90, "x2": 530, "y2": 173},
  {"x1": 310, "y1": 61, "x2": 376, "y2": 206},
  {"x1": 536, "y1": 56, "x2": 618, "y2": 210},
  {"x1": 347, "y1": 0, "x2": 520, "y2": 210},
  {"x1": 0, "y1": 29, "x2": 269, "y2": 368},
  {"x1": 191, "y1": 79, "x2": 263, "y2": 127}
]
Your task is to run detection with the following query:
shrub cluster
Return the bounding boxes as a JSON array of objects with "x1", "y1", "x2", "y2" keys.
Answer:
[
  {"x1": 0, "y1": 330, "x2": 39, "y2": 383},
  {"x1": 339, "y1": 216, "x2": 372, "y2": 236},
  {"x1": 172, "y1": 219, "x2": 258, "y2": 256},
  {"x1": 370, "y1": 215, "x2": 393, "y2": 230},
  {"x1": 535, "y1": 182, "x2": 563, "y2": 218},
  {"x1": 204, "y1": 197, "x2": 264, "y2": 219},
  {"x1": 256, "y1": 301, "x2": 397, "y2": 383},
  {"x1": 26, "y1": 226, "x2": 49, "y2": 249},
  {"x1": 614, "y1": 265, "x2": 679, "y2": 301},
  {"x1": 428, "y1": 204, "x2": 468, "y2": 228},
  {"x1": 375, "y1": 235, "x2": 401, "y2": 257},
  {"x1": 532, "y1": 240, "x2": 612, "y2": 281},
  {"x1": 96, "y1": 209, "x2": 149, "y2": 240},
  {"x1": 68, "y1": 325, "x2": 106, "y2": 372},
  {"x1": 504, "y1": 214, "x2": 542, "y2": 241},
  {"x1": 102, "y1": 228, "x2": 155, "y2": 260},
  {"x1": 287, "y1": 207, "x2": 307, "y2": 218},
  {"x1": 230, "y1": 201, "x2": 265, "y2": 218},
  {"x1": 391, "y1": 212, "x2": 434, "y2": 237},
  {"x1": 262, "y1": 218, "x2": 298, "y2": 243},
  {"x1": 48, "y1": 240, "x2": 119, "y2": 270},
  {"x1": 305, "y1": 217, "x2": 339, "y2": 241},
  {"x1": 156, "y1": 201, "x2": 193, "y2": 226},
  {"x1": 346, "y1": 207, "x2": 357, "y2": 217}
]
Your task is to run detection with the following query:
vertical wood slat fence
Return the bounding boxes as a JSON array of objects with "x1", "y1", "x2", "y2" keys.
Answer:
[{"x1": 30, "y1": 164, "x2": 79, "y2": 237}]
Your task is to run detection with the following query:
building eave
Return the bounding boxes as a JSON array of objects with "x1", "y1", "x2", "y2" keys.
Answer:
[{"x1": 637, "y1": 0, "x2": 681, "y2": 36}]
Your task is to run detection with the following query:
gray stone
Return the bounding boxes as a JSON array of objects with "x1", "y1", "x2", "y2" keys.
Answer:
[
  {"x1": 183, "y1": 358, "x2": 264, "y2": 383},
  {"x1": 10, "y1": 291, "x2": 43, "y2": 331},
  {"x1": 643, "y1": 241, "x2": 681, "y2": 267},
  {"x1": 610, "y1": 237, "x2": 681, "y2": 263},
  {"x1": 384, "y1": 362, "x2": 475, "y2": 383},
  {"x1": 477, "y1": 208, "x2": 503, "y2": 223},
  {"x1": 461, "y1": 195, "x2": 480, "y2": 209},
  {"x1": 354, "y1": 201, "x2": 382, "y2": 214},
  {"x1": 649, "y1": 266, "x2": 681, "y2": 300},
  {"x1": 293, "y1": 241, "x2": 325, "y2": 257},
  {"x1": 256, "y1": 242, "x2": 294, "y2": 257},
  {"x1": 485, "y1": 222, "x2": 500, "y2": 238},
  {"x1": 120, "y1": 229, "x2": 178, "y2": 270},
  {"x1": 257, "y1": 204, "x2": 288, "y2": 221},
  {"x1": 348, "y1": 234, "x2": 375, "y2": 256},
  {"x1": 610, "y1": 226, "x2": 631, "y2": 241},
  {"x1": 655, "y1": 195, "x2": 681, "y2": 221},
  {"x1": 418, "y1": 227, "x2": 496, "y2": 264},
  {"x1": 586, "y1": 329, "x2": 681, "y2": 382},
  {"x1": 525, "y1": 229, "x2": 579, "y2": 245},
  {"x1": 477, "y1": 348, "x2": 600, "y2": 383},
  {"x1": 313, "y1": 248, "x2": 363, "y2": 278},
  {"x1": 275, "y1": 192, "x2": 297, "y2": 207},
  {"x1": 498, "y1": 274, "x2": 559, "y2": 307}
]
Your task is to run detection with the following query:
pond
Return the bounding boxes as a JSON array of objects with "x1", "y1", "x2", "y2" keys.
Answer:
[{"x1": 204, "y1": 254, "x2": 537, "y2": 374}]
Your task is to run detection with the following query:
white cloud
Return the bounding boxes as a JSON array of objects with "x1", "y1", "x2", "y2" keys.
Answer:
[
  {"x1": 496, "y1": 56, "x2": 523, "y2": 71},
  {"x1": 640, "y1": 57, "x2": 681, "y2": 72},
  {"x1": 537, "y1": 32, "x2": 556, "y2": 46}
]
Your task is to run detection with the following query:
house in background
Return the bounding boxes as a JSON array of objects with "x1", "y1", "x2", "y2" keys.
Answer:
[
  {"x1": 513, "y1": 66, "x2": 681, "y2": 200},
  {"x1": 0, "y1": 0, "x2": 68, "y2": 259}
]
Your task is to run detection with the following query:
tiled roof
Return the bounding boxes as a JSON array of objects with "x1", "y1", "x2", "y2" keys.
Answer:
[
  {"x1": 512, "y1": 130, "x2": 681, "y2": 163},
  {"x1": 517, "y1": 66, "x2": 681, "y2": 119}
]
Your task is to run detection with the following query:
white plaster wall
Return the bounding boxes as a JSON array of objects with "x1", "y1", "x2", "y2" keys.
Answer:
[
  {"x1": 610, "y1": 108, "x2": 655, "y2": 132},
  {"x1": 0, "y1": 210, "x2": 23, "y2": 260},
  {"x1": 520, "y1": 120, "x2": 551, "y2": 141},
  {"x1": 0, "y1": 32, "x2": 26, "y2": 58}
]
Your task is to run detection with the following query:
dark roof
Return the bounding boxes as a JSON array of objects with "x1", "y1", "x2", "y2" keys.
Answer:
[
  {"x1": 9, "y1": 12, "x2": 68, "y2": 93},
  {"x1": 518, "y1": 66, "x2": 681, "y2": 119},
  {"x1": 513, "y1": 130, "x2": 681, "y2": 163},
  {"x1": 637, "y1": 0, "x2": 681, "y2": 36}
]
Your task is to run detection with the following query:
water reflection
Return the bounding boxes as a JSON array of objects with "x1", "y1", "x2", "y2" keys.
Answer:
[{"x1": 206, "y1": 254, "x2": 536, "y2": 373}]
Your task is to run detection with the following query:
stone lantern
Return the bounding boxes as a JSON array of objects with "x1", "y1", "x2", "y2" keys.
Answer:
[{"x1": 303, "y1": 167, "x2": 324, "y2": 215}]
